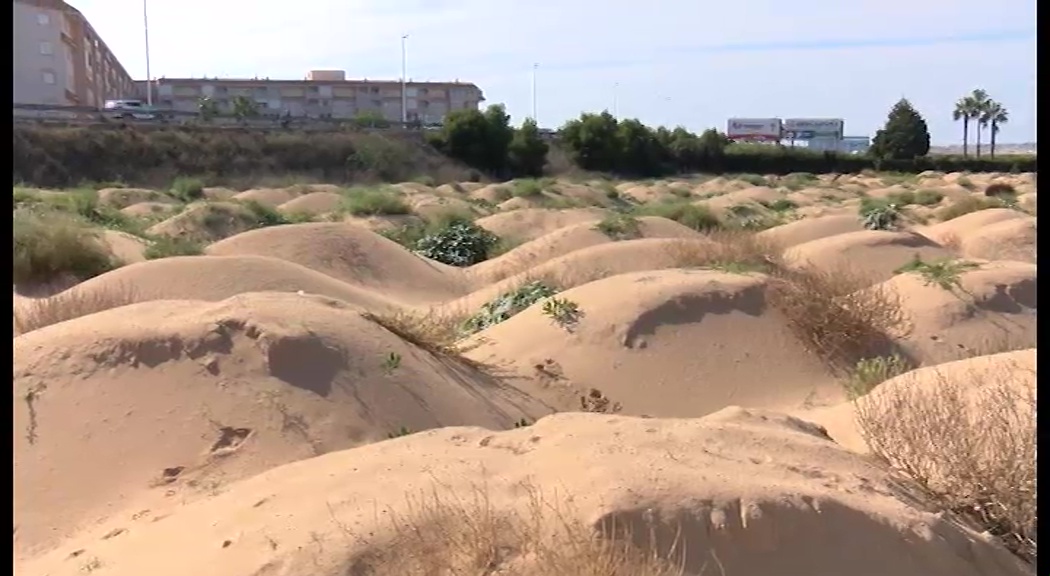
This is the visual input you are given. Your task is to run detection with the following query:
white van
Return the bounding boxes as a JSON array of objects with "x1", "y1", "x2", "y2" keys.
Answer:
[{"x1": 103, "y1": 99, "x2": 157, "y2": 120}]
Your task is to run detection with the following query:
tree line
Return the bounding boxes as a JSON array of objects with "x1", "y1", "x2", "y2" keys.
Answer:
[{"x1": 952, "y1": 89, "x2": 1010, "y2": 158}]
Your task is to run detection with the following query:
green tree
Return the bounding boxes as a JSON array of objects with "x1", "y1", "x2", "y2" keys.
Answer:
[
  {"x1": 434, "y1": 104, "x2": 514, "y2": 175},
  {"x1": 353, "y1": 110, "x2": 390, "y2": 128},
  {"x1": 617, "y1": 118, "x2": 666, "y2": 176},
  {"x1": 197, "y1": 97, "x2": 219, "y2": 122},
  {"x1": 559, "y1": 112, "x2": 622, "y2": 172},
  {"x1": 482, "y1": 104, "x2": 515, "y2": 175},
  {"x1": 966, "y1": 89, "x2": 991, "y2": 157},
  {"x1": 508, "y1": 118, "x2": 549, "y2": 177},
  {"x1": 231, "y1": 96, "x2": 259, "y2": 122},
  {"x1": 951, "y1": 94, "x2": 980, "y2": 157},
  {"x1": 980, "y1": 100, "x2": 1009, "y2": 159},
  {"x1": 871, "y1": 98, "x2": 931, "y2": 160}
]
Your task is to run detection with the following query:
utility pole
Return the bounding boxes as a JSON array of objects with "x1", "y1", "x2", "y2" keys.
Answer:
[
  {"x1": 400, "y1": 34, "x2": 409, "y2": 125},
  {"x1": 531, "y1": 63, "x2": 538, "y2": 125},
  {"x1": 143, "y1": 0, "x2": 152, "y2": 105},
  {"x1": 612, "y1": 82, "x2": 619, "y2": 118}
]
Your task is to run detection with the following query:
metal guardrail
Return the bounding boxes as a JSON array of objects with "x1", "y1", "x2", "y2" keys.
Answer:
[{"x1": 13, "y1": 103, "x2": 434, "y2": 133}]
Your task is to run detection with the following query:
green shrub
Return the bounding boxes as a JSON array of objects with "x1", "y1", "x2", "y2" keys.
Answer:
[
  {"x1": 461, "y1": 281, "x2": 558, "y2": 335},
  {"x1": 415, "y1": 220, "x2": 499, "y2": 266},
  {"x1": 861, "y1": 204, "x2": 901, "y2": 231},
  {"x1": 636, "y1": 201, "x2": 721, "y2": 231},
  {"x1": 764, "y1": 198, "x2": 798, "y2": 212},
  {"x1": 845, "y1": 354, "x2": 912, "y2": 399},
  {"x1": 242, "y1": 200, "x2": 291, "y2": 227},
  {"x1": 171, "y1": 176, "x2": 205, "y2": 201},
  {"x1": 343, "y1": 187, "x2": 412, "y2": 216},
  {"x1": 593, "y1": 213, "x2": 642, "y2": 240},
  {"x1": 937, "y1": 196, "x2": 1004, "y2": 221},
  {"x1": 984, "y1": 182, "x2": 1018, "y2": 205},
  {"x1": 913, "y1": 189, "x2": 945, "y2": 206},
  {"x1": 510, "y1": 179, "x2": 544, "y2": 198},
  {"x1": 14, "y1": 210, "x2": 121, "y2": 285}
]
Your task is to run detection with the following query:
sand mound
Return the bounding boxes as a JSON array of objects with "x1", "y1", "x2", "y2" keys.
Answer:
[
  {"x1": 101, "y1": 230, "x2": 147, "y2": 264},
  {"x1": 475, "y1": 207, "x2": 611, "y2": 241},
  {"x1": 96, "y1": 187, "x2": 175, "y2": 209},
  {"x1": 119, "y1": 201, "x2": 181, "y2": 217},
  {"x1": 405, "y1": 194, "x2": 481, "y2": 220},
  {"x1": 67, "y1": 254, "x2": 398, "y2": 311},
  {"x1": 469, "y1": 216, "x2": 699, "y2": 283},
  {"x1": 758, "y1": 214, "x2": 866, "y2": 248},
  {"x1": 201, "y1": 186, "x2": 238, "y2": 200},
  {"x1": 277, "y1": 192, "x2": 345, "y2": 216},
  {"x1": 19, "y1": 408, "x2": 1028, "y2": 576},
  {"x1": 14, "y1": 292, "x2": 552, "y2": 557},
  {"x1": 464, "y1": 269, "x2": 839, "y2": 417},
  {"x1": 785, "y1": 230, "x2": 953, "y2": 284},
  {"x1": 146, "y1": 202, "x2": 260, "y2": 244},
  {"x1": 205, "y1": 223, "x2": 466, "y2": 304},
  {"x1": 704, "y1": 186, "x2": 783, "y2": 211},
  {"x1": 876, "y1": 260, "x2": 1036, "y2": 365},
  {"x1": 231, "y1": 187, "x2": 302, "y2": 207},
  {"x1": 956, "y1": 216, "x2": 1036, "y2": 263},
  {"x1": 920, "y1": 208, "x2": 1030, "y2": 245}
]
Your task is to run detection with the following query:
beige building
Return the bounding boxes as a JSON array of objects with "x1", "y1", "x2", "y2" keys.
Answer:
[
  {"x1": 13, "y1": 0, "x2": 137, "y2": 108},
  {"x1": 144, "y1": 70, "x2": 485, "y2": 124}
]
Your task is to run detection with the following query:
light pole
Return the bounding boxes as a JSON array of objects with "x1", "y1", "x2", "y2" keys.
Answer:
[
  {"x1": 531, "y1": 63, "x2": 538, "y2": 125},
  {"x1": 400, "y1": 34, "x2": 409, "y2": 125},
  {"x1": 143, "y1": 0, "x2": 152, "y2": 105},
  {"x1": 612, "y1": 82, "x2": 619, "y2": 118}
]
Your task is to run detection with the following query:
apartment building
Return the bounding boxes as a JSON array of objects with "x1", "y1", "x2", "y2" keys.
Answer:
[
  {"x1": 143, "y1": 70, "x2": 485, "y2": 124},
  {"x1": 13, "y1": 0, "x2": 137, "y2": 108}
]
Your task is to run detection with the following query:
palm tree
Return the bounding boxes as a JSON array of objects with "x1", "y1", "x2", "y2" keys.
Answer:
[
  {"x1": 968, "y1": 89, "x2": 991, "y2": 157},
  {"x1": 952, "y1": 96, "x2": 979, "y2": 157},
  {"x1": 980, "y1": 101, "x2": 1009, "y2": 159}
]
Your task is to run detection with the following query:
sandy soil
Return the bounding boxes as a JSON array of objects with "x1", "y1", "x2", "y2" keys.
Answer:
[{"x1": 13, "y1": 171, "x2": 1037, "y2": 575}]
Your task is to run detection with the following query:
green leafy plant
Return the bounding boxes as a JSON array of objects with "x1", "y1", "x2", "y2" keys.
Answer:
[
  {"x1": 861, "y1": 203, "x2": 901, "y2": 230},
  {"x1": 510, "y1": 178, "x2": 544, "y2": 198},
  {"x1": 415, "y1": 220, "x2": 499, "y2": 267},
  {"x1": 171, "y1": 176, "x2": 206, "y2": 202},
  {"x1": 461, "y1": 281, "x2": 558, "y2": 335},
  {"x1": 387, "y1": 426, "x2": 413, "y2": 439},
  {"x1": 381, "y1": 351, "x2": 402, "y2": 374},
  {"x1": 845, "y1": 354, "x2": 912, "y2": 399},
  {"x1": 342, "y1": 186, "x2": 412, "y2": 216},
  {"x1": 242, "y1": 200, "x2": 291, "y2": 228},
  {"x1": 895, "y1": 254, "x2": 978, "y2": 291},
  {"x1": 541, "y1": 297, "x2": 583, "y2": 331},
  {"x1": 143, "y1": 236, "x2": 205, "y2": 260},
  {"x1": 593, "y1": 213, "x2": 642, "y2": 240}
]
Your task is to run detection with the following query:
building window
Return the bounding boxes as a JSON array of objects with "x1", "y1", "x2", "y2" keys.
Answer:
[
  {"x1": 37, "y1": 12, "x2": 50, "y2": 25},
  {"x1": 39, "y1": 41, "x2": 54, "y2": 55},
  {"x1": 42, "y1": 71, "x2": 56, "y2": 84}
]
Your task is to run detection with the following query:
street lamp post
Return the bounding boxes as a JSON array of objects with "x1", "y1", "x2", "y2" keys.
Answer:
[
  {"x1": 531, "y1": 63, "x2": 538, "y2": 125},
  {"x1": 612, "y1": 82, "x2": 619, "y2": 118},
  {"x1": 143, "y1": 0, "x2": 152, "y2": 105},
  {"x1": 400, "y1": 34, "x2": 409, "y2": 125}
]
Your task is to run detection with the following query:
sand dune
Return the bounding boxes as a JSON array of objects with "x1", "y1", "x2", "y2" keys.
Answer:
[
  {"x1": 231, "y1": 187, "x2": 302, "y2": 207},
  {"x1": 920, "y1": 208, "x2": 1030, "y2": 244},
  {"x1": 468, "y1": 216, "x2": 700, "y2": 283},
  {"x1": 18, "y1": 408, "x2": 1028, "y2": 576},
  {"x1": 97, "y1": 187, "x2": 176, "y2": 209},
  {"x1": 955, "y1": 217, "x2": 1035, "y2": 263},
  {"x1": 14, "y1": 291, "x2": 553, "y2": 557},
  {"x1": 784, "y1": 230, "x2": 954, "y2": 284},
  {"x1": 206, "y1": 223, "x2": 466, "y2": 304},
  {"x1": 876, "y1": 260, "x2": 1036, "y2": 365},
  {"x1": 146, "y1": 202, "x2": 259, "y2": 243},
  {"x1": 276, "y1": 191, "x2": 345, "y2": 215},
  {"x1": 119, "y1": 201, "x2": 180, "y2": 217},
  {"x1": 66, "y1": 254, "x2": 400, "y2": 311},
  {"x1": 757, "y1": 214, "x2": 866, "y2": 248},
  {"x1": 475, "y1": 207, "x2": 611, "y2": 241},
  {"x1": 463, "y1": 269, "x2": 840, "y2": 417},
  {"x1": 101, "y1": 230, "x2": 148, "y2": 263}
]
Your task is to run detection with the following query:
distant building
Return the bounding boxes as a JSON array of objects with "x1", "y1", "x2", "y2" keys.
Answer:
[
  {"x1": 140, "y1": 71, "x2": 486, "y2": 124},
  {"x1": 13, "y1": 0, "x2": 137, "y2": 107}
]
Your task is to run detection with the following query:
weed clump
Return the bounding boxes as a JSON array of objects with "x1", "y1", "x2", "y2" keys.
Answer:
[
  {"x1": 14, "y1": 210, "x2": 122, "y2": 286},
  {"x1": 416, "y1": 220, "x2": 499, "y2": 267},
  {"x1": 461, "y1": 281, "x2": 558, "y2": 335}
]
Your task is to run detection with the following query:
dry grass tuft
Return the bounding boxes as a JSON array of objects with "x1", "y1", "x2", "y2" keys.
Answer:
[
  {"x1": 936, "y1": 196, "x2": 1004, "y2": 221},
  {"x1": 662, "y1": 230, "x2": 781, "y2": 273},
  {"x1": 362, "y1": 307, "x2": 474, "y2": 357},
  {"x1": 336, "y1": 482, "x2": 688, "y2": 575},
  {"x1": 854, "y1": 361, "x2": 1036, "y2": 563},
  {"x1": 14, "y1": 283, "x2": 139, "y2": 336},
  {"x1": 766, "y1": 263, "x2": 910, "y2": 373}
]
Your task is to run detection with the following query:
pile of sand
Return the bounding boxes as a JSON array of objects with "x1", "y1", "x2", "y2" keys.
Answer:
[
  {"x1": 96, "y1": 187, "x2": 176, "y2": 209},
  {"x1": 463, "y1": 268, "x2": 841, "y2": 417},
  {"x1": 475, "y1": 207, "x2": 612, "y2": 241},
  {"x1": 468, "y1": 216, "x2": 699, "y2": 283},
  {"x1": 276, "y1": 191, "x2": 346, "y2": 216},
  {"x1": 14, "y1": 291, "x2": 553, "y2": 558},
  {"x1": 231, "y1": 187, "x2": 303, "y2": 207},
  {"x1": 146, "y1": 202, "x2": 260, "y2": 244},
  {"x1": 206, "y1": 223, "x2": 467, "y2": 304},
  {"x1": 784, "y1": 230, "x2": 954, "y2": 284},
  {"x1": 18, "y1": 408, "x2": 1028, "y2": 576},
  {"x1": 757, "y1": 214, "x2": 866, "y2": 248},
  {"x1": 66, "y1": 254, "x2": 400, "y2": 311}
]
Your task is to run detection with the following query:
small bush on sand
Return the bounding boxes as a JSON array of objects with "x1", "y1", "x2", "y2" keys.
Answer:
[
  {"x1": 14, "y1": 210, "x2": 121, "y2": 285},
  {"x1": 844, "y1": 354, "x2": 913, "y2": 399},
  {"x1": 912, "y1": 189, "x2": 945, "y2": 206},
  {"x1": 170, "y1": 176, "x2": 206, "y2": 202},
  {"x1": 362, "y1": 308, "x2": 470, "y2": 359},
  {"x1": 342, "y1": 482, "x2": 684, "y2": 575},
  {"x1": 854, "y1": 362, "x2": 1036, "y2": 562},
  {"x1": 636, "y1": 201, "x2": 721, "y2": 232},
  {"x1": 242, "y1": 200, "x2": 292, "y2": 227},
  {"x1": 461, "y1": 281, "x2": 558, "y2": 335},
  {"x1": 416, "y1": 220, "x2": 499, "y2": 267},
  {"x1": 860, "y1": 203, "x2": 901, "y2": 231},
  {"x1": 662, "y1": 230, "x2": 779, "y2": 273},
  {"x1": 343, "y1": 186, "x2": 413, "y2": 216},
  {"x1": 143, "y1": 236, "x2": 205, "y2": 260},
  {"x1": 14, "y1": 283, "x2": 138, "y2": 335},
  {"x1": 984, "y1": 182, "x2": 1018, "y2": 204},
  {"x1": 594, "y1": 213, "x2": 642, "y2": 240},
  {"x1": 894, "y1": 254, "x2": 978, "y2": 291},
  {"x1": 511, "y1": 178, "x2": 545, "y2": 198},
  {"x1": 937, "y1": 196, "x2": 1004, "y2": 221}
]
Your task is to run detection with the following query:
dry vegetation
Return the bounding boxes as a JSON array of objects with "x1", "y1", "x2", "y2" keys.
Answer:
[{"x1": 13, "y1": 282, "x2": 138, "y2": 336}]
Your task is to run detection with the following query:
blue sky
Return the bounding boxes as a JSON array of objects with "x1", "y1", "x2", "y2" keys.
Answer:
[{"x1": 73, "y1": 0, "x2": 1035, "y2": 145}]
